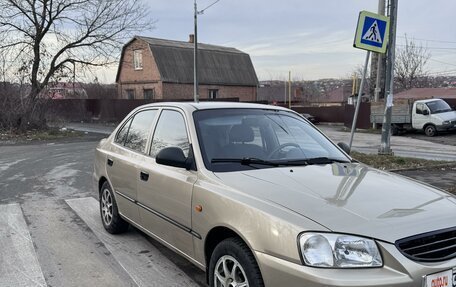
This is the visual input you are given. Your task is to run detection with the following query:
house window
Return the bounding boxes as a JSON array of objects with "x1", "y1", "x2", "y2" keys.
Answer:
[
  {"x1": 209, "y1": 89, "x2": 219, "y2": 99},
  {"x1": 133, "y1": 50, "x2": 143, "y2": 70},
  {"x1": 143, "y1": 89, "x2": 155, "y2": 100},
  {"x1": 126, "y1": 89, "x2": 135, "y2": 99}
]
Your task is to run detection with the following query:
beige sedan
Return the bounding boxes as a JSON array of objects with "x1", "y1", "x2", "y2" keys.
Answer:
[{"x1": 94, "y1": 102, "x2": 456, "y2": 287}]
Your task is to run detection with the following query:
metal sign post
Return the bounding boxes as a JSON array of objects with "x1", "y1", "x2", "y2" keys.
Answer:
[
  {"x1": 348, "y1": 51, "x2": 370, "y2": 149},
  {"x1": 349, "y1": 11, "x2": 390, "y2": 150}
]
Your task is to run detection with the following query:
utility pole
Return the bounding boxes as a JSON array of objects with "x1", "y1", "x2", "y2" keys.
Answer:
[
  {"x1": 374, "y1": 0, "x2": 386, "y2": 103},
  {"x1": 193, "y1": 0, "x2": 199, "y2": 103},
  {"x1": 284, "y1": 79, "x2": 287, "y2": 106},
  {"x1": 193, "y1": 0, "x2": 220, "y2": 103},
  {"x1": 378, "y1": 0, "x2": 398, "y2": 155},
  {"x1": 288, "y1": 71, "x2": 291, "y2": 109}
]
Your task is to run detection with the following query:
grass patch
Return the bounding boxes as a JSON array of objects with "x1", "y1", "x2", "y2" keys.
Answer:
[
  {"x1": 350, "y1": 151, "x2": 448, "y2": 171},
  {"x1": 446, "y1": 186, "x2": 456, "y2": 195},
  {"x1": 0, "y1": 128, "x2": 84, "y2": 142}
]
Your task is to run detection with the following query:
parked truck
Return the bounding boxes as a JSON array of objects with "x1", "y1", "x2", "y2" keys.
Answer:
[{"x1": 370, "y1": 98, "x2": 456, "y2": 136}]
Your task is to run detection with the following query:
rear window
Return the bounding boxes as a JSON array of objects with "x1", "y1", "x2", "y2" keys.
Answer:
[
  {"x1": 124, "y1": 110, "x2": 158, "y2": 153},
  {"x1": 115, "y1": 118, "x2": 132, "y2": 145}
]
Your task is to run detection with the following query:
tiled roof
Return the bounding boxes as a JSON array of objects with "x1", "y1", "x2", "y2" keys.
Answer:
[{"x1": 132, "y1": 36, "x2": 258, "y2": 86}]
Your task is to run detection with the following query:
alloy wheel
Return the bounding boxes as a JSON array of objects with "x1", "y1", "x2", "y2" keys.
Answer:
[
  {"x1": 214, "y1": 255, "x2": 249, "y2": 287},
  {"x1": 101, "y1": 188, "x2": 113, "y2": 225}
]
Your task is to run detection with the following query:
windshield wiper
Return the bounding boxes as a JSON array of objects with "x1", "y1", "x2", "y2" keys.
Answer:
[
  {"x1": 285, "y1": 157, "x2": 351, "y2": 165},
  {"x1": 211, "y1": 157, "x2": 351, "y2": 168},
  {"x1": 211, "y1": 157, "x2": 282, "y2": 167}
]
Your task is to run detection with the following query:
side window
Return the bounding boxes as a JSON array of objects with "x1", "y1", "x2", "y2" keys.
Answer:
[
  {"x1": 115, "y1": 118, "x2": 132, "y2": 145},
  {"x1": 124, "y1": 110, "x2": 158, "y2": 153},
  {"x1": 416, "y1": 103, "x2": 424, "y2": 114},
  {"x1": 150, "y1": 110, "x2": 190, "y2": 158}
]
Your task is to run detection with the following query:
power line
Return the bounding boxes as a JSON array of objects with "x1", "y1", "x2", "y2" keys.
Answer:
[
  {"x1": 396, "y1": 44, "x2": 456, "y2": 50},
  {"x1": 397, "y1": 35, "x2": 456, "y2": 44},
  {"x1": 428, "y1": 69, "x2": 456, "y2": 76},
  {"x1": 428, "y1": 58, "x2": 456, "y2": 67}
]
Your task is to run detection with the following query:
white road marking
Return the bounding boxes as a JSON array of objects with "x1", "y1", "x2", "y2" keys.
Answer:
[
  {"x1": 0, "y1": 204, "x2": 47, "y2": 287},
  {"x1": 66, "y1": 197, "x2": 199, "y2": 287}
]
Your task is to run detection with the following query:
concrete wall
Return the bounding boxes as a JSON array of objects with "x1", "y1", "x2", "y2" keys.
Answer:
[
  {"x1": 162, "y1": 83, "x2": 256, "y2": 101},
  {"x1": 45, "y1": 98, "x2": 240, "y2": 123}
]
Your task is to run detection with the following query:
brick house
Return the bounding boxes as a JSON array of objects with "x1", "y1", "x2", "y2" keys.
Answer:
[{"x1": 116, "y1": 36, "x2": 258, "y2": 101}]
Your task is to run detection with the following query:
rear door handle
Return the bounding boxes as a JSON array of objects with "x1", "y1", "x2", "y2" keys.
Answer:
[
  {"x1": 140, "y1": 171, "x2": 149, "y2": 181},
  {"x1": 107, "y1": 158, "x2": 114, "y2": 166}
]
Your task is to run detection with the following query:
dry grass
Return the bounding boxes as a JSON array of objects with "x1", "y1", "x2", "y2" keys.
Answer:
[
  {"x1": 350, "y1": 151, "x2": 448, "y2": 171},
  {"x1": 0, "y1": 128, "x2": 83, "y2": 143},
  {"x1": 446, "y1": 186, "x2": 456, "y2": 195}
]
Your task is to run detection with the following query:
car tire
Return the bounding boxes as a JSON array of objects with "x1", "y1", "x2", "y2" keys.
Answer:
[
  {"x1": 424, "y1": 124, "x2": 437, "y2": 137},
  {"x1": 100, "y1": 182, "x2": 129, "y2": 234},
  {"x1": 209, "y1": 237, "x2": 264, "y2": 287}
]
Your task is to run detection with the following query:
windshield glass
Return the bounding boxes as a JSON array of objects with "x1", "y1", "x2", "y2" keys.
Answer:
[
  {"x1": 193, "y1": 109, "x2": 350, "y2": 172},
  {"x1": 426, "y1": 100, "x2": 452, "y2": 114}
]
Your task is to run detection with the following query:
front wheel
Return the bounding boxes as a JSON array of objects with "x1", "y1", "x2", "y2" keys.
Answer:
[
  {"x1": 424, "y1": 125, "x2": 437, "y2": 137},
  {"x1": 209, "y1": 238, "x2": 264, "y2": 287},
  {"x1": 100, "y1": 182, "x2": 129, "y2": 234}
]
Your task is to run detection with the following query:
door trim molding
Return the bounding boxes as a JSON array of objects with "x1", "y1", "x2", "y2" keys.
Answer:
[{"x1": 115, "y1": 190, "x2": 202, "y2": 239}]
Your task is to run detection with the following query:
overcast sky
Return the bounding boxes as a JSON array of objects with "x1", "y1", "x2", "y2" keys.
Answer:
[{"x1": 96, "y1": 0, "x2": 456, "y2": 83}]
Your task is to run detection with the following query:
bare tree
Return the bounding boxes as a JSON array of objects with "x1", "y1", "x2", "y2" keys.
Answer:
[
  {"x1": 394, "y1": 35, "x2": 431, "y2": 91},
  {"x1": 0, "y1": 0, "x2": 153, "y2": 129}
]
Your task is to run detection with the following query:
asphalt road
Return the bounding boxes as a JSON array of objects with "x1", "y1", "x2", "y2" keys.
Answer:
[
  {"x1": 0, "y1": 138, "x2": 206, "y2": 287},
  {"x1": 407, "y1": 130, "x2": 456, "y2": 146},
  {"x1": 1, "y1": 133, "x2": 455, "y2": 287}
]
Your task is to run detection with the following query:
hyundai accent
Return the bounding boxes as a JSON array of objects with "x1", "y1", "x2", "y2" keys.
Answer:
[{"x1": 94, "y1": 102, "x2": 456, "y2": 287}]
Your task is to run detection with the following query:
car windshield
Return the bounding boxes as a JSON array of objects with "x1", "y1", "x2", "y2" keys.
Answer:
[
  {"x1": 193, "y1": 108, "x2": 350, "y2": 172},
  {"x1": 426, "y1": 100, "x2": 452, "y2": 114}
]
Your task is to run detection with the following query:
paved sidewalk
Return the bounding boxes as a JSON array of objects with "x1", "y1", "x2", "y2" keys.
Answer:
[
  {"x1": 318, "y1": 125, "x2": 456, "y2": 161},
  {"x1": 64, "y1": 122, "x2": 115, "y2": 135}
]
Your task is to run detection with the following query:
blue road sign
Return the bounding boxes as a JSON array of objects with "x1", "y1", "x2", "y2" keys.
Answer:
[{"x1": 354, "y1": 11, "x2": 390, "y2": 53}]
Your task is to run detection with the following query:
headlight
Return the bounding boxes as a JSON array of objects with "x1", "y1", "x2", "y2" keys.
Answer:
[
  {"x1": 442, "y1": 120, "x2": 450, "y2": 125},
  {"x1": 299, "y1": 233, "x2": 382, "y2": 268}
]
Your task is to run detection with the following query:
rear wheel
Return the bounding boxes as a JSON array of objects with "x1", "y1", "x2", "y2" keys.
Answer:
[
  {"x1": 100, "y1": 182, "x2": 129, "y2": 234},
  {"x1": 424, "y1": 124, "x2": 437, "y2": 137},
  {"x1": 209, "y1": 238, "x2": 264, "y2": 287}
]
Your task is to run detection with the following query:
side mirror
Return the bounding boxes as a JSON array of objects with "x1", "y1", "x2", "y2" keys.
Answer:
[
  {"x1": 156, "y1": 147, "x2": 190, "y2": 169},
  {"x1": 423, "y1": 109, "x2": 429, "y2": 115},
  {"x1": 337, "y1": 142, "x2": 351, "y2": 155}
]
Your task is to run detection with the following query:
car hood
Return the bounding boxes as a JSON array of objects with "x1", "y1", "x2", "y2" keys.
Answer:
[
  {"x1": 214, "y1": 163, "x2": 456, "y2": 243},
  {"x1": 434, "y1": 110, "x2": 456, "y2": 121}
]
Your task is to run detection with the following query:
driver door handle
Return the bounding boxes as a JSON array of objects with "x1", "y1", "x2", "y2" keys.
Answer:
[{"x1": 140, "y1": 171, "x2": 149, "y2": 182}]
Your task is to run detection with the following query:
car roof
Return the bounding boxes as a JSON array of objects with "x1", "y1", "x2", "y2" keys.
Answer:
[
  {"x1": 415, "y1": 98, "x2": 444, "y2": 103},
  {"x1": 136, "y1": 101, "x2": 290, "y2": 112}
]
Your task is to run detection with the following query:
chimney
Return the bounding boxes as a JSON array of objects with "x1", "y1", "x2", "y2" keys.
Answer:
[{"x1": 189, "y1": 34, "x2": 195, "y2": 43}]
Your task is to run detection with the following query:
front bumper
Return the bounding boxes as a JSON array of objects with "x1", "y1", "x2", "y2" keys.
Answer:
[
  {"x1": 256, "y1": 242, "x2": 456, "y2": 287},
  {"x1": 437, "y1": 121, "x2": 456, "y2": 131}
]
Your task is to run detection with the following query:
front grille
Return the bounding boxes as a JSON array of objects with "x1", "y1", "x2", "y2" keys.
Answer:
[{"x1": 395, "y1": 227, "x2": 456, "y2": 262}]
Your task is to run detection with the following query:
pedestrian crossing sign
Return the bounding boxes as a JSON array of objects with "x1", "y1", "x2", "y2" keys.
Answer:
[{"x1": 354, "y1": 11, "x2": 390, "y2": 53}]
